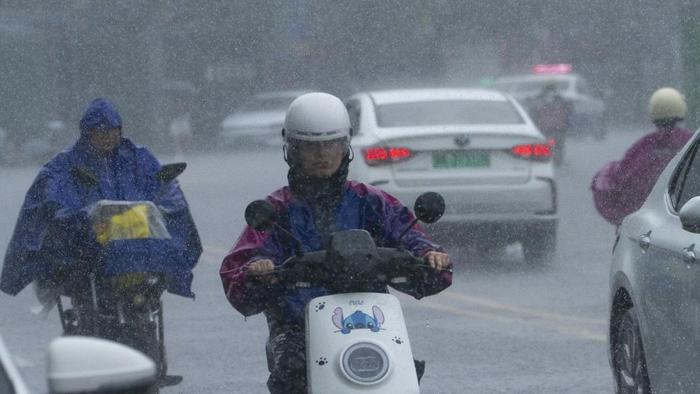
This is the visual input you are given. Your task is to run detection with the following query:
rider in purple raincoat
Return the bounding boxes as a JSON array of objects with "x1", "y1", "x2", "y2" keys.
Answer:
[
  {"x1": 220, "y1": 93, "x2": 452, "y2": 394},
  {"x1": 592, "y1": 88, "x2": 693, "y2": 226}
]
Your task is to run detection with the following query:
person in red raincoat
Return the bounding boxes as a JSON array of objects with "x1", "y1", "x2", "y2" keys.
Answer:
[
  {"x1": 592, "y1": 87, "x2": 694, "y2": 227},
  {"x1": 528, "y1": 81, "x2": 572, "y2": 166}
]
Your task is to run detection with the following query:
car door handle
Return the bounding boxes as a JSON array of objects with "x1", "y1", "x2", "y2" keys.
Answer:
[
  {"x1": 638, "y1": 231, "x2": 652, "y2": 251},
  {"x1": 683, "y1": 244, "x2": 696, "y2": 265}
]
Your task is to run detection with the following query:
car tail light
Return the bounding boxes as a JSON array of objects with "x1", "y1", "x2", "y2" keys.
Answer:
[
  {"x1": 363, "y1": 147, "x2": 412, "y2": 166},
  {"x1": 532, "y1": 63, "x2": 573, "y2": 74},
  {"x1": 510, "y1": 143, "x2": 552, "y2": 160}
]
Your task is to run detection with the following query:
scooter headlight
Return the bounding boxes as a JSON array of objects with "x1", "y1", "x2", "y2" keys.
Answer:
[{"x1": 341, "y1": 342, "x2": 389, "y2": 384}]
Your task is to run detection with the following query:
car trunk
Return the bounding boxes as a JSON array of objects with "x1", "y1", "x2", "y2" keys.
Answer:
[{"x1": 374, "y1": 126, "x2": 543, "y2": 188}]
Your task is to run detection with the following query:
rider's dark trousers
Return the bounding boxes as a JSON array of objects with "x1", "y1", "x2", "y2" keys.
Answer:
[{"x1": 266, "y1": 331, "x2": 306, "y2": 394}]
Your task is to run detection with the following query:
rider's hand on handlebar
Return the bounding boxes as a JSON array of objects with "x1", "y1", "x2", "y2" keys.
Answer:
[
  {"x1": 246, "y1": 259, "x2": 279, "y2": 284},
  {"x1": 424, "y1": 251, "x2": 450, "y2": 271}
]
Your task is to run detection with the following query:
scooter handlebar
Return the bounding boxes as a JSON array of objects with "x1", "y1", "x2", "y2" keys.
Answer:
[{"x1": 247, "y1": 247, "x2": 445, "y2": 290}]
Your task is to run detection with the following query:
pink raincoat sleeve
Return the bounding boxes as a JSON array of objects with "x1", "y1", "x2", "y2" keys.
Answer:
[
  {"x1": 591, "y1": 128, "x2": 694, "y2": 226},
  {"x1": 591, "y1": 160, "x2": 625, "y2": 226},
  {"x1": 592, "y1": 135, "x2": 659, "y2": 226},
  {"x1": 219, "y1": 225, "x2": 283, "y2": 317}
]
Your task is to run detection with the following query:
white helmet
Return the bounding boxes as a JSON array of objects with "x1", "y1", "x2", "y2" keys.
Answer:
[
  {"x1": 283, "y1": 92, "x2": 351, "y2": 143},
  {"x1": 649, "y1": 87, "x2": 687, "y2": 121}
]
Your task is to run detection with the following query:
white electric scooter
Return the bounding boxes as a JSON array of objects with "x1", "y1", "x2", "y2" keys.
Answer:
[{"x1": 244, "y1": 192, "x2": 448, "y2": 394}]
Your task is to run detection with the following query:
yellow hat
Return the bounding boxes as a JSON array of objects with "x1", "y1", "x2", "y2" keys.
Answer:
[{"x1": 649, "y1": 87, "x2": 687, "y2": 120}]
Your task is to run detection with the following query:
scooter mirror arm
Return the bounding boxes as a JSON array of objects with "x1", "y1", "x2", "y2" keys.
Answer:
[
  {"x1": 396, "y1": 218, "x2": 419, "y2": 246},
  {"x1": 273, "y1": 223, "x2": 304, "y2": 258}
]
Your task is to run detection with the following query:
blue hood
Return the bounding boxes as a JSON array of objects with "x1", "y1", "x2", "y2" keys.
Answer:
[{"x1": 79, "y1": 98, "x2": 123, "y2": 136}]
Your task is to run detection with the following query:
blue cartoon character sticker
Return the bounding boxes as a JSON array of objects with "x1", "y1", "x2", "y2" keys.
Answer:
[{"x1": 332, "y1": 306, "x2": 385, "y2": 334}]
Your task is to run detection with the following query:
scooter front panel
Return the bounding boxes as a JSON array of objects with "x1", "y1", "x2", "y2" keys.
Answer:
[{"x1": 306, "y1": 293, "x2": 419, "y2": 393}]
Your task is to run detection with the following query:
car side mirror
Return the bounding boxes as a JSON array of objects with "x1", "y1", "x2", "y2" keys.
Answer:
[
  {"x1": 680, "y1": 197, "x2": 700, "y2": 234},
  {"x1": 155, "y1": 162, "x2": 187, "y2": 184},
  {"x1": 47, "y1": 336, "x2": 156, "y2": 394},
  {"x1": 414, "y1": 192, "x2": 445, "y2": 224},
  {"x1": 245, "y1": 200, "x2": 277, "y2": 231}
]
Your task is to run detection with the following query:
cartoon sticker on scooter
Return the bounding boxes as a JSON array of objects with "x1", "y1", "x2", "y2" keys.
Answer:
[{"x1": 332, "y1": 306, "x2": 384, "y2": 334}]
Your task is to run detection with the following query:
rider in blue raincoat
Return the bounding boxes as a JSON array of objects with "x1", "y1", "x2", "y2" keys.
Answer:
[{"x1": 1, "y1": 98, "x2": 201, "y2": 298}]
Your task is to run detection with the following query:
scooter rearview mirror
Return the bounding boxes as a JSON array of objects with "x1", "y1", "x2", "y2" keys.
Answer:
[
  {"x1": 155, "y1": 162, "x2": 187, "y2": 184},
  {"x1": 245, "y1": 200, "x2": 277, "y2": 231},
  {"x1": 397, "y1": 192, "x2": 445, "y2": 244},
  {"x1": 414, "y1": 192, "x2": 445, "y2": 224}
]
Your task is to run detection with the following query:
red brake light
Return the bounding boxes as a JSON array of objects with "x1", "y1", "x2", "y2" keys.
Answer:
[
  {"x1": 363, "y1": 146, "x2": 412, "y2": 165},
  {"x1": 511, "y1": 143, "x2": 552, "y2": 160},
  {"x1": 389, "y1": 147, "x2": 410, "y2": 160},
  {"x1": 364, "y1": 147, "x2": 388, "y2": 162},
  {"x1": 532, "y1": 63, "x2": 573, "y2": 74}
]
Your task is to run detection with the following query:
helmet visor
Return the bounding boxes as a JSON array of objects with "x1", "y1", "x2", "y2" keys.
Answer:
[{"x1": 287, "y1": 137, "x2": 349, "y2": 155}]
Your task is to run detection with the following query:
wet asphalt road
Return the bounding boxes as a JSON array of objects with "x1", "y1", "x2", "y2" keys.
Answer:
[{"x1": 0, "y1": 128, "x2": 647, "y2": 393}]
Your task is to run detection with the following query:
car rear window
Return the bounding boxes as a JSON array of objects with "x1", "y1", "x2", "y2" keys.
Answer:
[{"x1": 375, "y1": 100, "x2": 524, "y2": 127}]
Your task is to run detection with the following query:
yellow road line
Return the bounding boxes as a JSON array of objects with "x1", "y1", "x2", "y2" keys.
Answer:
[
  {"x1": 442, "y1": 291, "x2": 606, "y2": 327},
  {"x1": 416, "y1": 298, "x2": 606, "y2": 342}
]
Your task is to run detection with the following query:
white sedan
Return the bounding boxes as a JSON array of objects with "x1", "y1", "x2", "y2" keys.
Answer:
[{"x1": 345, "y1": 88, "x2": 558, "y2": 262}]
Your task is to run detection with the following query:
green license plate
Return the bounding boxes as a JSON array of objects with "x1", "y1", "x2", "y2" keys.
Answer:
[{"x1": 432, "y1": 151, "x2": 490, "y2": 168}]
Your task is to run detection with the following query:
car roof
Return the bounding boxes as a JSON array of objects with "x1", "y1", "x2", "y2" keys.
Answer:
[{"x1": 365, "y1": 88, "x2": 510, "y2": 105}]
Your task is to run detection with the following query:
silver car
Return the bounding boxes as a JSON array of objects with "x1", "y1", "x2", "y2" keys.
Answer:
[
  {"x1": 345, "y1": 88, "x2": 558, "y2": 263},
  {"x1": 609, "y1": 130, "x2": 700, "y2": 393},
  {"x1": 220, "y1": 90, "x2": 311, "y2": 148}
]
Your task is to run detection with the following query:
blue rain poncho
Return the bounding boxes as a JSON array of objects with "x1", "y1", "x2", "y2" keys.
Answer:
[{"x1": 0, "y1": 99, "x2": 201, "y2": 297}]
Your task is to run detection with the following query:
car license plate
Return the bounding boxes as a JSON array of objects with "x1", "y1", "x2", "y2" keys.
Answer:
[{"x1": 432, "y1": 151, "x2": 490, "y2": 168}]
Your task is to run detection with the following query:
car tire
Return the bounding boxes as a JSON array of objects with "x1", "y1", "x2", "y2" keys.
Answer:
[
  {"x1": 612, "y1": 307, "x2": 652, "y2": 394},
  {"x1": 521, "y1": 223, "x2": 556, "y2": 264}
]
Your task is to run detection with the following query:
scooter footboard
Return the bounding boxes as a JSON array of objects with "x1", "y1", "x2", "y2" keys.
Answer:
[{"x1": 305, "y1": 293, "x2": 419, "y2": 393}]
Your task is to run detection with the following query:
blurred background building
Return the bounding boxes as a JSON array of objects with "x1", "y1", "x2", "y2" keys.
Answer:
[{"x1": 0, "y1": 0, "x2": 696, "y2": 153}]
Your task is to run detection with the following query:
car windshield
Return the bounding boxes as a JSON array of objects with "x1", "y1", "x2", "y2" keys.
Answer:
[
  {"x1": 375, "y1": 100, "x2": 524, "y2": 127},
  {"x1": 240, "y1": 96, "x2": 296, "y2": 112}
]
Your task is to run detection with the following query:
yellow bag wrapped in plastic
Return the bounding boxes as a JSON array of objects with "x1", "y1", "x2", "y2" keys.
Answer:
[{"x1": 89, "y1": 200, "x2": 171, "y2": 245}]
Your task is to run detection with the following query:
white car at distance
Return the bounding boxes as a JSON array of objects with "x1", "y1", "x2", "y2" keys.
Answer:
[
  {"x1": 220, "y1": 90, "x2": 311, "y2": 148},
  {"x1": 492, "y1": 73, "x2": 607, "y2": 139},
  {"x1": 345, "y1": 88, "x2": 558, "y2": 263},
  {"x1": 609, "y1": 130, "x2": 700, "y2": 393}
]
